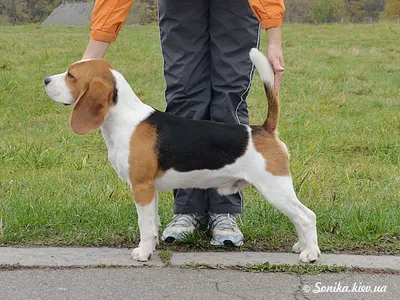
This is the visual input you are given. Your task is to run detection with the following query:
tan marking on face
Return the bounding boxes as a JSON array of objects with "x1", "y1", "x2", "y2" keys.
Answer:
[
  {"x1": 129, "y1": 121, "x2": 163, "y2": 206},
  {"x1": 252, "y1": 127, "x2": 290, "y2": 176},
  {"x1": 66, "y1": 60, "x2": 117, "y2": 135},
  {"x1": 65, "y1": 60, "x2": 115, "y2": 100}
]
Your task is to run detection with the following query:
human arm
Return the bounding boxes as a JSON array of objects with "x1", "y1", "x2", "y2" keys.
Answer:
[
  {"x1": 248, "y1": 0, "x2": 285, "y2": 93},
  {"x1": 82, "y1": 0, "x2": 133, "y2": 59},
  {"x1": 82, "y1": 39, "x2": 110, "y2": 60},
  {"x1": 266, "y1": 27, "x2": 284, "y2": 93}
]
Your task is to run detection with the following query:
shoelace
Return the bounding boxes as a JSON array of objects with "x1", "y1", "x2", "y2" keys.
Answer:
[
  {"x1": 166, "y1": 214, "x2": 199, "y2": 228},
  {"x1": 210, "y1": 213, "x2": 238, "y2": 231}
]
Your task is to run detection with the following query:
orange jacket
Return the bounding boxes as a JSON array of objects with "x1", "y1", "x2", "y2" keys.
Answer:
[{"x1": 90, "y1": 0, "x2": 285, "y2": 42}]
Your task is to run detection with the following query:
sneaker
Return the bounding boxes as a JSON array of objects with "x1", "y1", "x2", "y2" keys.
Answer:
[
  {"x1": 209, "y1": 213, "x2": 244, "y2": 247},
  {"x1": 161, "y1": 213, "x2": 206, "y2": 243}
]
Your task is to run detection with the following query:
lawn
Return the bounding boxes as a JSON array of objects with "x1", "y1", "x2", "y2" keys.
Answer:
[{"x1": 0, "y1": 23, "x2": 399, "y2": 254}]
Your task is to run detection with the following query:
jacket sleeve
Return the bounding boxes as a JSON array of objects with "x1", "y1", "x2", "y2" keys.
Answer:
[
  {"x1": 248, "y1": 0, "x2": 285, "y2": 29},
  {"x1": 90, "y1": 0, "x2": 134, "y2": 42}
]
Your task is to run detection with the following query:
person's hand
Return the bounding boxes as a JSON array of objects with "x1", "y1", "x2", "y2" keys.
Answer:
[
  {"x1": 266, "y1": 27, "x2": 284, "y2": 94},
  {"x1": 267, "y1": 44, "x2": 284, "y2": 94}
]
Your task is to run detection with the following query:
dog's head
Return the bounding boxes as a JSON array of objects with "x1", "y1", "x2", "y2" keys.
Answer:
[{"x1": 44, "y1": 59, "x2": 117, "y2": 135}]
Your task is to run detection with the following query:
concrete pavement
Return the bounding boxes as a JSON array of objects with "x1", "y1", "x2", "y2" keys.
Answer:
[
  {"x1": 1, "y1": 247, "x2": 399, "y2": 270},
  {"x1": 0, "y1": 268, "x2": 398, "y2": 300},
  {"x1": 1, "y1": 248, "x2": 399, "y2": 300}
]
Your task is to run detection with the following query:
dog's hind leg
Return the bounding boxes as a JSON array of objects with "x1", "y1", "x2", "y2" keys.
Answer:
[
  {"x1": 253, "y1": 175, "x2": 320, "y2": 263},
  {"x1": 131, "y1": 181, "x2": 159, "y2": 262}
]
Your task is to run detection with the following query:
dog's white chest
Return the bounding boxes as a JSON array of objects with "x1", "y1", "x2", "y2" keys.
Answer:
[
  {"x1": 100, "y1": 101, "x2": 155, "y2": 186},
  {"x1": 107, "y1": 143, "x2": 131, "y2": 184},
  {"x1": 101, "y1": 123, "x2": 132, "y2": 185}
]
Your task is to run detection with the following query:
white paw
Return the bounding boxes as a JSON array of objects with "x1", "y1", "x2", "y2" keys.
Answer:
[
  {"x1": 292, "y1": 241, "x2": 306, "y2": 254},
  {"x1": 299, "y1": 246, "x2": 321, "y2": 263},
  {"x1": 131, "y1": 247, "x2": 153, "y2": 262}
]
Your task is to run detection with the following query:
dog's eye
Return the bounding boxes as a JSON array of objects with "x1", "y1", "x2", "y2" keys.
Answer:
[{"x1": 67, "y1": 72, "x2": 74, "y2": 79}]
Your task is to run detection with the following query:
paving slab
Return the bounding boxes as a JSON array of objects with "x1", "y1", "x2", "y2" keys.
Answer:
[
  {"x1": 170, "y1": 252, "x2": 400, "y2": 270},
  {"x1": 0, "y1": 268, "x2": 398, "y2": 300},
  {"x1": 1, "y1": 247, "x2": 400, "y2": 271},
  {"x1": 0, "y1": 247, "x2": 163, "y2": 267}
]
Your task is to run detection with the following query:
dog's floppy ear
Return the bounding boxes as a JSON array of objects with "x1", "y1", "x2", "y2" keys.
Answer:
[{"x1": 70, "y1": 79, "x2": 111, "y2": 135}]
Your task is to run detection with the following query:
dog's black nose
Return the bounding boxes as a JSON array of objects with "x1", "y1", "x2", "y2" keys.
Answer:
[{"x1": 44, "y1": 77, "x2": 51, "y2": 85}]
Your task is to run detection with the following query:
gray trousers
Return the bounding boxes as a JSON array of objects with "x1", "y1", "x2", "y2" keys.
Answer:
[{"x1": 158, "y1": 0, "x2": 260, "y2": 214}]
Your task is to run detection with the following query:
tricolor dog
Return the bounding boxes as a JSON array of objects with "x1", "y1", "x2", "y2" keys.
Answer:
[{"x1": 44, "y1": 49, "x2": 320, "y2": 263}]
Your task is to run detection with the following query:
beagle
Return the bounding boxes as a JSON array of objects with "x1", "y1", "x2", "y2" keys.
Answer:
[{"x1": 44, "y1": 49, "x2": 320, "y2": 263}]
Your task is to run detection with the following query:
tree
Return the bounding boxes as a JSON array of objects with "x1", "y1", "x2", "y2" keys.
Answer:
[
  {"x1": 364, "y1": 0, "x2": 385, "y2": 21},
  {"x1": 1, "y1": 0, "x2": 62, "y2": 25},
  {"x1": 382, "y1": 0, "x2": 400, "y2": 20},
  {"x1": 344, "y1": 0, "x2": 385, "y2": 22},
  {"x1": 284, "y1": 0, "x2": 314, "y2": 23},
  {"x1": 126, "y1": 0, "x2": 157, "y2": 25},
  {"x1": 311, "y1": 0, "x2": 346, "y2": 23}
]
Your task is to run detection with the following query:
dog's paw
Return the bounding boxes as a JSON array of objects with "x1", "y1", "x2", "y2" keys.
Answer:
[
  {"x1": 299, "y1": 246, "x2": 321, "y2": 263},
  {"x1": 131, "y1": 247, "x2": 152, "y2": 262},
  {"x1": 292, "y1": 241, "x2": 306, "y2": 254}
]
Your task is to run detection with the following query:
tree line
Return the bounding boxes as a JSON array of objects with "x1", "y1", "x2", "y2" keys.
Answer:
[
  {"x1": 0, "y1": 0, "x2": 399, "y2": 25},
  {"x1": 285, "y1": 0, "x2": 399, "y2": 23},
  {"x1": 1, "y1": 0, "x2": 64, "y2": 25}
]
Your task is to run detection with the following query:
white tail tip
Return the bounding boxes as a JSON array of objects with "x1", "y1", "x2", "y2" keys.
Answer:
[{"x1": 249, "y1": 48, "x2": 274, "y2": 87}]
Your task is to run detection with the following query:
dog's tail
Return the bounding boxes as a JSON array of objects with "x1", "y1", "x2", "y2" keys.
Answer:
[{"x1": 249, "y1": 48, "x2": 279, "y2": 134}]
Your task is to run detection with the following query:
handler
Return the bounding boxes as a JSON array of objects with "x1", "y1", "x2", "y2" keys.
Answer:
[{"x1": 82, "y1": 0, "x2": 285, "y2": 247}]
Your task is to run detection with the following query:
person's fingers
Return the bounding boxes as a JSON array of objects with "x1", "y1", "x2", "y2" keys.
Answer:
[
  {"x1": 271, "y1": 57, "x2": 285, "y2": 73},
  {"x1": 266, "y1": 46, "x2": 284, "y2": 94}
]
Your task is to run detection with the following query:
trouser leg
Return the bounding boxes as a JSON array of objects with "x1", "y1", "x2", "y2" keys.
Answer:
[
  {"x1": 207, "y1": 0, "x2": 260, "y2": 214},
  {"x1": 158, "y1": 0, "x2": 210, "y2": 214}
]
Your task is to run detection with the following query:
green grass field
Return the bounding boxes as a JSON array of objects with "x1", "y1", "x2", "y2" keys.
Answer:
[{"x1": 0, "y1": 24, "x2": 399, "y2": 254}]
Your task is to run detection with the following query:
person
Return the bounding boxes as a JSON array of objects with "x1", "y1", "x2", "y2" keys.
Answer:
[{"x1": 82, "y1": 0, "x2": 285, "y2": 247}]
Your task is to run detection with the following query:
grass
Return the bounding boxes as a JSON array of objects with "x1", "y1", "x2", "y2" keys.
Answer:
[
  {"x1": 182, "y1": 262, "x2": 400, "y2": 275},
  {"x1": 158, "y1": 250, "x2": 173, "y2": 266},
  {"x1": 182, "y1": 262, "x2": 347, "y2": 275},
  {"x1": 0, "y1": 23, "x2": 399, "y2": 254}
]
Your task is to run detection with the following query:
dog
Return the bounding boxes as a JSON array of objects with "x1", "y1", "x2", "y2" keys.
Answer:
[{"x1": 44, "y1": 48, "x2": 320, "y2": 263}]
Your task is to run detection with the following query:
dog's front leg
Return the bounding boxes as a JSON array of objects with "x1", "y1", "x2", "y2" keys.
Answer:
[
  {"x1": 131, "y1": 181, "x2": 158, "y2": 261},
  {"x1": 155, "y1": 191, "x2": 161, "y2": 231}
]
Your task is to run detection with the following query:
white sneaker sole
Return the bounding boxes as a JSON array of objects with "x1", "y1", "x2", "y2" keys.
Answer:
[{"x1": 210, "y1": 238, "x2": 243, "y2": 247}]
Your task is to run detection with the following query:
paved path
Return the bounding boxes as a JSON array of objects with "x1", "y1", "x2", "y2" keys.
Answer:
[
  {"x1": 1, "y1": 248, "x2": 399, "y2": 299},
  {"x1": 0, "y1": 268, "x2": 398, "y2": 300},
  {"x1": 1, "y1": 247, "x2": 399, "y2": 270}
]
